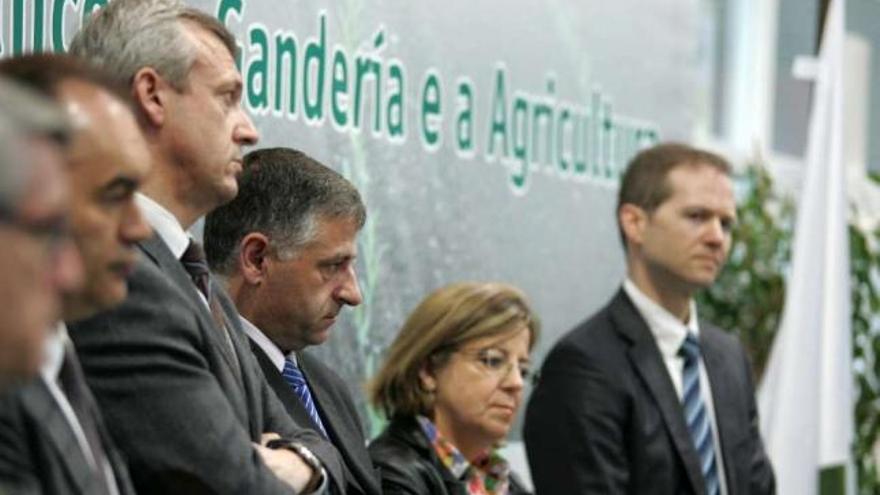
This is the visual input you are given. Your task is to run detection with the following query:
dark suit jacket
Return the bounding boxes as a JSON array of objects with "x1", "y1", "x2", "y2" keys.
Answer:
[
  {"x1": 0, "y1": 375, "x2": 135, "y2": 495},
  {"x1": 68, "y1": 235, "x2": 344, "y2": 494},
  {"x1": 524, "y1": 289, "x2": 775, "y2": 495},
  {"x1": 251, "y1": 343, "x2": 382, "y2": 495},
  {"x1": 369, "y1": 415, "x2": 531, "y2": 495}
]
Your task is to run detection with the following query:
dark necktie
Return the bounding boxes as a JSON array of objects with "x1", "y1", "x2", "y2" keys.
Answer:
[
  {"x1": 57, "y1": 345, "x2": 113, "y2": 495},
  {"x1": 282, "y1": 357, "x2": 328, "y2": 438},
  {"x1": 679, "y1": 332, "x2": 721, "y2": 495},
  {"x1": 180, "y1": 240, "x2": 240, "y2": 372}
]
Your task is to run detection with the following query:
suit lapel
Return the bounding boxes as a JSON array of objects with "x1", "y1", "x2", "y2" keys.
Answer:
[
  {"x1": 139, "y1": 236, "x2": 243, "y2": 382},
  {"x1": 20, "y1": 381, "x2": 96, "y2": 495},
  {"x1": 611, "y1": 290, "x2": 705, "y2": 494},
  {"x1": 298, "y1": 354, "x2": 350, "y2": 443},
  {"x1": 298, "y1": 353, "x2": 374, "y2": 494},
  {"x1": 700, "y1": 326, "x2": 740, "y2": 495}
]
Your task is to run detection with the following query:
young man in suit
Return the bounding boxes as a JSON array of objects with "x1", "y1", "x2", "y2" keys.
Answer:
[
  {"x1": 0, "y1": 53, "x2": 152, "y2": 495},
  {"x1": 66, "y1": 1, "x2": 343, "y2": 493},
  {"x1": 203, "y1": 147, "x2": 382, "y2": 495},
  {"x1": 524, "y1": 143, "x2": 776, "y2": 494},
  {"x1": 0, "y1": 78, "x2": 81, "y2": 390}
]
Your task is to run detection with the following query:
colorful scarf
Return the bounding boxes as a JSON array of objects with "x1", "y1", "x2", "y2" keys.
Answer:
[{"x1": 417, "y1": 415, "x2": 511, "y2": 495}]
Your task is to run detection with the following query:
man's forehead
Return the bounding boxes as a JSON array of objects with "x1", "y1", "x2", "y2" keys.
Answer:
[
  {"x1": 59, "y1": 80, "x2": 148, "y2": 176},
  {"x1": 182, "y1": 21, "x2": 238, "y2": 78},
  {"x1": 18, "y1": 137, "x2": 67, "y2": 219},
  {"x1": 665, "y1": 164, "x2": 732, "y2": 196},
  {"x1": 303, "y1": 217, "x2": 361, "y2": 251}
]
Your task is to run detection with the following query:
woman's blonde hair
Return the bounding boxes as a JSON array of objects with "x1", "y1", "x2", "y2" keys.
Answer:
[{"x1": 368, "y1": 282, "x2": 540, "y2": 419}]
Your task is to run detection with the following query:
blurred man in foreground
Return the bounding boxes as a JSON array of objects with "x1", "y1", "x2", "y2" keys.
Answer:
[
  {"x1": 0, "y1": 77, "x2": 80, "y2": 389},
  {"x1": 0, "y1": 53, "x2": 152, "y2": 495}
]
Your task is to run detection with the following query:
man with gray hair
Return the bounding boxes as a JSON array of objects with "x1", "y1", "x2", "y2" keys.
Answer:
[
  {"x1": 67, "y1": 0, "x2": 344, "y2": 493},
  {"x1": 204, "y1": 148, "x2": 381, "y2": 495},
  {"x1": 0, "y1": 52, "x2": 152, "y2": 495},
  {"x1": 0, "y1": 78, "x2": 81, "y2": 389}
]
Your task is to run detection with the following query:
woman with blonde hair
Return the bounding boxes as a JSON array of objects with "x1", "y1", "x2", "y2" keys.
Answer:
[{"x1": 368, "y1": 282, "x2": 539, "y2": 495}]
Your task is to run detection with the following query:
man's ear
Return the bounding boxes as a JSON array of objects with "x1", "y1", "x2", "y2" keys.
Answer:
[
  {"x1": 238, "y1": 232, "x2": 271, "y2": 286},
  {"x1": 619, "y1": 203, "x2": 648, "y2": 247},
  {"x1": 131, "y1": 67, "x2": 170, "y2": 128}
]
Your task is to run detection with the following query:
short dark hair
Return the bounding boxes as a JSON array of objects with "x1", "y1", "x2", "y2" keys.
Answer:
[
  {"x1": 204, "y1": 147, "x2": 366, "y2": 275},
  {"x1": 616, "y1": 142, "x2": 732, "y2": 247},
  {"x1": 0, "y1": 53, "x2": 126, "y2": 101}
]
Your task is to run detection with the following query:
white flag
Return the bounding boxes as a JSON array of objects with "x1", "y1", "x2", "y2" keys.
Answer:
[{"x1": 757, "y1": 0, "x2": 852, "y2": 494}]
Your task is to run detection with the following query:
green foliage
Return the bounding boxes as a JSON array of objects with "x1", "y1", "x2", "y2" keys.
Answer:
[
  {"x1": 697, "y1": 165, "x2": 880, "y2": 492},
  {"x1": 851, "y1": 221, "x2": 880, "y2": 494}
]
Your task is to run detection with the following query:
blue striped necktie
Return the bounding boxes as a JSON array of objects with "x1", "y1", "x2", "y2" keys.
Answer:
[
  {"x1": 281, "y1": 357, "x2": 328, "y2": 438},
  {"x1": 680, "y1": 332, "x2": 721, "y2": 495}
]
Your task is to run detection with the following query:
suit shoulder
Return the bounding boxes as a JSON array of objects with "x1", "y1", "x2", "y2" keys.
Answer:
[
  {"x1": 545, "y1": 301, "x2": 625, "y2": 364},
  {"x1": 701, "y1": 321, "x2": 740, "y2": 345}
]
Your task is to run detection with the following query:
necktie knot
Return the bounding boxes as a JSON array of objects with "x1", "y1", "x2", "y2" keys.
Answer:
[
  {"x1": 181, "y1": 240, "x2": 211, "y2": 299},
  {"x1": 679, "y1": 332, "x2": 701, "y2": 363},
  {"x1": 282, "y1": 358, "x2": 306, "y2": 387}
]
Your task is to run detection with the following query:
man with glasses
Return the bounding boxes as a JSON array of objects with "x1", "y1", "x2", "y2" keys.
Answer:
[
  {"x1": 0, "y1": 77, "x2": 81, "y2": 390},
  {"x1": 0, "y1": 53, "x2": 152, "y2": 495},
  {"x1": 525, "y1": 143, "x2": 775, "y2": 495},
  {"x1": 204, "y1": 147, "x2": 380, "y2": 495}
]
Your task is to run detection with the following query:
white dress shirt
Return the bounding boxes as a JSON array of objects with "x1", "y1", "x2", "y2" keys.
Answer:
[
  {"x1": 41, "y1": 323, "x2": 120, "y2": 495},
  {"x1": 135, "y1": 193, "x2": 189, "y2": 259},
  {"x1": 241, "y1": 316, "x2": 291, "y2": 372},
  {"x1": 623, "y1": 279, "x2": 729, "y2": 495}
]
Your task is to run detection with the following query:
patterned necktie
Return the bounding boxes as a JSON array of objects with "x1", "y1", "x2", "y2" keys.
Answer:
[
  {"x1": 281, "y1": 357, "x2": 328, "y2": 438},
  {"x1": 57, "y1": 345, "x2": 113, "y2": 495},
  {"x1": 679, "y1": 332, "x2": 721, "y2": 495},
  {"x1": 180, "y1": 239, "x2": 240, "y2": 372}
]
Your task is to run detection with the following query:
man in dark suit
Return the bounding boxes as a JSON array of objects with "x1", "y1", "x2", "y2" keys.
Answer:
[
  {"x1": 524, "y1": 143, "x2": 776, "y2": 495},
  {"x1": 0, "y1": 78, "x2": 80, "y2": 390},
  {"x1": 203, "y1": 147, "x2": 382, "y2": 495},
  {"x1": 0, "y1": 53, "x2": 153, "y2": 495},
  {"x1": 65, "y1": 1, "x2": 344, "y2": 493}
]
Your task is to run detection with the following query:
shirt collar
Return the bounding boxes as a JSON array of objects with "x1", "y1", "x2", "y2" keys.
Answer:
[
  {"x1": 135, "y1": 193, "x2": 190, "y2": 259},
  {"x1": 239, "y1": 315, "x2": 295, "y2": 372},
  {"x1": 40, "y1": 321, "x2": 69, "y2": 382},
  {"x1": 623, "y1": 278, "x2": 699, "y2": 359}
]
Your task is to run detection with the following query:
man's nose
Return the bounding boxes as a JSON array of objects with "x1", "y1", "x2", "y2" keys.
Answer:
[{"x1": 335, "y1": 266, "x2": 363, "y2": 307}]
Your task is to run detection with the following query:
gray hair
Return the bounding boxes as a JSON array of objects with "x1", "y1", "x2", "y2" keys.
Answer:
[
  {"x1": 0, "y1": 77, "x2": 70, "y2": 211},
  {"x1": 204, "y1": 148, "x2": 367, "y2": 275},
  {"x1": 69, "y1": 0, "x2": 237, "y2": 92}
]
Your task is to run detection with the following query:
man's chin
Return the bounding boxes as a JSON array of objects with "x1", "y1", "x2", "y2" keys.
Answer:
[
  {"x1": 62, "y1": 286, "x2": 127, "y2": 323},
  {"x1": 308, "y1": 325, "x2": 334, "y2": 346}
]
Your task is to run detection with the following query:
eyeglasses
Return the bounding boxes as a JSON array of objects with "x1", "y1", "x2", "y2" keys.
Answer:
[
  {"x1": 0, "y1": 202, "x2": 71, "y2": 259},
  {"x1": 456, "y1": 347, "x2": 536, "y2": 384}
]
